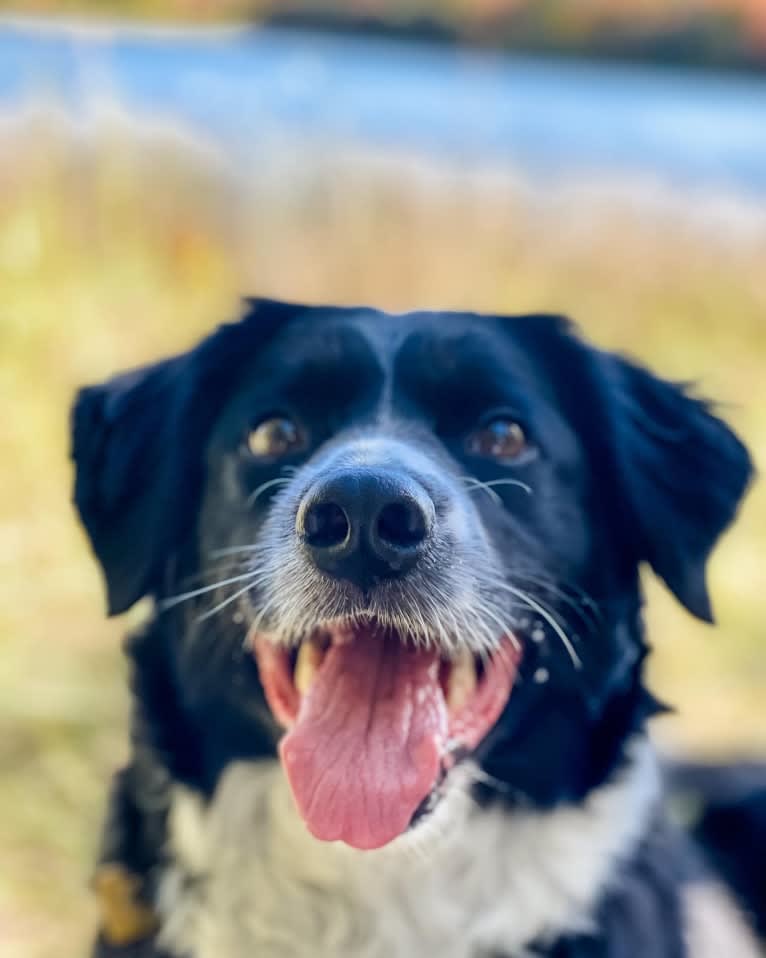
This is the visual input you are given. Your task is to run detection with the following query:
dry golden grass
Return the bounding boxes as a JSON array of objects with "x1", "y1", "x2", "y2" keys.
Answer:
[{"x1": 0, "y1": 106, "x2": 764, "y2": 957}]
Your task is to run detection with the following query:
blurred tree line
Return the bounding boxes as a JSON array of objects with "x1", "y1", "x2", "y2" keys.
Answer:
[{"x1": 3, "y1": 0, "x2": 765, "y2": 70}]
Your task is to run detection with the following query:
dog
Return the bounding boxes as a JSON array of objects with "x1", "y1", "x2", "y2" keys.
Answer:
[{"x1": 71, "y1": 299, "x2": 763, "y2": 957}]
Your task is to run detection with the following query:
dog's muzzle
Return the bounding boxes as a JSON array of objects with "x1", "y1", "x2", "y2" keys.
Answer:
[{"x1": 246, "y1": 436, "x2": 521, "y2": 851}]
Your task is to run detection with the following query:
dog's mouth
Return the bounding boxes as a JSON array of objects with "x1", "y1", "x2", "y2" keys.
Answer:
[{"x1": 251, "y1": 621, "x2": 521, "y2": 850}]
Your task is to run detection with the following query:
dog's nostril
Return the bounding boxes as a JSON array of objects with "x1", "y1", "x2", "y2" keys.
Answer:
[
  {"x1": 376, "y1": 501, "x2": 428, "y2": 549},
  {"x1": 299, "y1": 470, "x2": 434, "y2": 585},
  {"x1": 303, "y1": 502, "x2": 350, "y2": 549}
]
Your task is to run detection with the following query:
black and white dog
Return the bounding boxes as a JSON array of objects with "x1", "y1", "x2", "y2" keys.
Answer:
[{"x1": 72, "y1": 300, "x2": 763, "y2": 957}]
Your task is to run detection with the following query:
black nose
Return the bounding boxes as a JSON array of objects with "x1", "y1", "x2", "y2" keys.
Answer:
[{"x1": 296, "y1": 469, "x2": 435, "y2": 589}]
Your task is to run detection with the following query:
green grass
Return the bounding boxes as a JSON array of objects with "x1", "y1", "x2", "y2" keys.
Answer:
[{"x1": 0, "y1": 108, "x2": 764, "y2": 957}]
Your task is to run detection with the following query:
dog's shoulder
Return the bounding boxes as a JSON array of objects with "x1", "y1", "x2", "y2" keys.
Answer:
[{"x1": 529, "y1": 816, "x2": 760, "y2": 958}]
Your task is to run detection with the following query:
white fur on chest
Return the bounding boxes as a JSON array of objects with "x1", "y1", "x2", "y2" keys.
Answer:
[{"x1": 158, "y1": 739, "x2": 659, "y2": 958}]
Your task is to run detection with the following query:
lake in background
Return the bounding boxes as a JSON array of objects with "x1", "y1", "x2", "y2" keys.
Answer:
[{"x1": 1, "y1": 18, "x2": 766, "y2": 201}]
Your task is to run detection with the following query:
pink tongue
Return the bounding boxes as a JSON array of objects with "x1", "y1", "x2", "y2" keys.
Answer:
[{"x1": 280, "y1": 632, "x2": 448, "y2": 850}]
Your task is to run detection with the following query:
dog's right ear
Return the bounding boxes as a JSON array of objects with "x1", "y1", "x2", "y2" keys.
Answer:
[{"x1": 71, "y1": 298, "x2": 297, "y2": 615}]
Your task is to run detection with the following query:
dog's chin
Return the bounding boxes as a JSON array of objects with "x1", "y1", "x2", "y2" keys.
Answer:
[{"x1": 251, "y1": 619, "x2": 521, "y2": 851}]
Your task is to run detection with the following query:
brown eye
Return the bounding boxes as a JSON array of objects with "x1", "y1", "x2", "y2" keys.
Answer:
[
  {"x1": 466, "y1": 417, "x2": 528, "y2": 461},
  {"x1": 247, "y1": 416, "x2": 307, "y2": 459}
]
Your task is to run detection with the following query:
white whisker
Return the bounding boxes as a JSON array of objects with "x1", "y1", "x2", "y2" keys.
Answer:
[
  {"x1": 209, "y1": 544, "x2": 260, "y2": 558},
  {"x1": 244, "y1": 592, "x2": 287, "y2": 641},
  {"x1": 492, "y1": 581, "x2": 582, "y2": 669},
  {"x1": 505, "y1": 571, "x2": 601, "y2": 631},
  {"x1": 458, "y1": 476, "x2": 502, "y2": 506},
  {"x1": 459, "y1": 475, "x2": 533, "y2": 504},
  {"x1": 469, "y1": 601, "x2": 522, "y2": 655},
  {"x1": 196, "y1": 581, "x2": 260, "y2": 623},
  {"x1": 178, "y1": 558, "x2": 250, "y2": 587},
  {"x1": 476, "y1": 478, "x2": 533, "y2": 496},
  {"x1": 246, "y1": 477, "x2": 292, "y2": 508},
  {"x1": 161, "y1": 571, "x2": 260, "y2": 610}
]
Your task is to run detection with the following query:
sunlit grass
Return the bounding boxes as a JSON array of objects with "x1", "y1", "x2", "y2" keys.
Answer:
[{"x1": 0, "y1": 106, "x2": 764, "y2": 957}]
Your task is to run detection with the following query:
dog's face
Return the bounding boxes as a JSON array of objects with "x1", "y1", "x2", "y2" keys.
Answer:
[{"x1": 72, "y1": 300, "x2": 752, "y2": 851}]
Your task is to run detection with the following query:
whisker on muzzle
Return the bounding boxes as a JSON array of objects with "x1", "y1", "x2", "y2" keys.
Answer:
[
  {"x1": 467, "y1": 600, "x2": 522, "y2": 655},
  {"x1": 507, "y1": 571, "x2": 601, "y2": 633},
  {"x1": 208, "y1": 544, "x2": 261, "y2": 559},
  {"x1": 195, "y1": 579, "x2": 266, "y2": 624},
  {"x1": 489, "y1": 580, "x2": 583, "y2": 670},
  {"x1": 459, "y1": 475, "x2": 533, "y2": 504},
  {"x1": 246, "y1": 476, "x2": 293, "y2": 508},
  {"x1": 160, "y1": 570, "x2": 262, "y2": 611}
]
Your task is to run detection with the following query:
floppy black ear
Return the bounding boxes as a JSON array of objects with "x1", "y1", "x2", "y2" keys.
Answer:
[
  {"x1": 71, "y1": 298, "x2": 296, "y2": 615},
  {"x1": 602, "y1": 353, "x2": 753, "y2": 622}
]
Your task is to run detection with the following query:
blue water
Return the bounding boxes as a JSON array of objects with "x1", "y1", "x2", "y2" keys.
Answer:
[{"x1": 1, "y1": 20, "x2": 766, "y2": 194}]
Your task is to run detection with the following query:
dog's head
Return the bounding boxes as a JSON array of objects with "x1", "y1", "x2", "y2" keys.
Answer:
[{"x1": 72, "y1": 300, "x2": 752, "y2": 850}]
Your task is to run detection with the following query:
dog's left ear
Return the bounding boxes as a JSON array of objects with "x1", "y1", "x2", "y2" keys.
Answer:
[
  {"x1": 71, "y1": 298, "x2": 296, "y2": 615},
  {"x1": 600, "y1": 352, "x2": 753, "y2": 622}
]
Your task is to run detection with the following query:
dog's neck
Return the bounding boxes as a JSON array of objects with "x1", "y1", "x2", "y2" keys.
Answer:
[{"x1": 154, "y1": 737, "x2": 660, "y2": 958}]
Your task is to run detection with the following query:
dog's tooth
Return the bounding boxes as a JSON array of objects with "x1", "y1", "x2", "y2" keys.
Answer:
[
  {"x1": 446, "y1": 648, "x2": 477, "y2": 713},
  {"x1": 294, "y1": 640, "x2": 324, "y2": 695}
]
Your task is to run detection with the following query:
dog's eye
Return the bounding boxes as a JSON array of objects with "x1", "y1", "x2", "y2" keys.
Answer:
[
  {"x1": 247, "y1": 416, "x2": 307, "y2": 459},
  {"x1": 466, "y1": 417, "x2": 528, "y2": 461}
]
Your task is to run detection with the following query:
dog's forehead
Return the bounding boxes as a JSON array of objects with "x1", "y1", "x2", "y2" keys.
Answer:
[{"x1": 266, "y1": 308, "x2": 533, "y2": 381}]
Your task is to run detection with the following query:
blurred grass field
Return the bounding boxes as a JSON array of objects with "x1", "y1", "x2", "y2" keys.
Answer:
[{"x1": 0, "y1": 106, "x2": 764, "y2": 957}]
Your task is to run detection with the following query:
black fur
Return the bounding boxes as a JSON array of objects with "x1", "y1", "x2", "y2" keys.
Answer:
[
  {"x1": 74, "y1": 300, "x2": 757, "y2": 957},
  {"x1": 72, "y1": 299, "x2": 296, "y2": 614}
]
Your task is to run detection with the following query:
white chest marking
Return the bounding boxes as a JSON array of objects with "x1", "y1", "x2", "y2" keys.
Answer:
[
  {"x1": 683, "y1": 881, "x2": 761, "y2": 958},
  {"x1": 158, "y1": 739, "x2": 659, "y2": 958}
]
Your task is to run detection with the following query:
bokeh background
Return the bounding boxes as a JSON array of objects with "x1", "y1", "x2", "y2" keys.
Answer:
[{"x1": 1, "y1": 2, "x2": 765, "y2": 956}]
